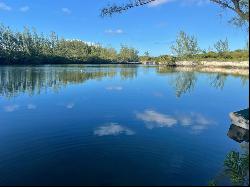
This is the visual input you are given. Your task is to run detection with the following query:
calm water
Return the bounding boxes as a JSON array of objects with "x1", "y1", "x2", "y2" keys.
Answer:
[{"x1": 0, "y1": 65, "x2": 249, "y2": 186}]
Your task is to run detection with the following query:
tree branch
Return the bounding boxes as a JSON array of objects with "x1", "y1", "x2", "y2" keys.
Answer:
[
  {"x1": 101, "y1": 0, "x2": 249, "y2": 23},
  {"x1": 101, "y1": 0, "x2": 156, "y2": 17}
]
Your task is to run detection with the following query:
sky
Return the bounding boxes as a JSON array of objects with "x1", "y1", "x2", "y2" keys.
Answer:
[{"x1": 0, "y1": 0, "x2": 248, "y2": 56}]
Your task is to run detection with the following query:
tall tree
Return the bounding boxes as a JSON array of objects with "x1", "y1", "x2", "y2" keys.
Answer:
[{"x1": 171, "y1": 31, "x2": 200, "y2": 57}]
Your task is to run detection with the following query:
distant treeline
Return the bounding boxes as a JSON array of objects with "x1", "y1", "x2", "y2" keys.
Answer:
[
  {"x1": 0, "y1": 24, "x2": 249, "y2": 65},
  {"x1": 140, "y1": 50, "x2": 249, "y2": 65},
  {"x1": 140, "y1": 31, "x2": 249, "y2": 65},
  {"x1": 0, "y1": 24, "x2": 139, "y2": 65}
]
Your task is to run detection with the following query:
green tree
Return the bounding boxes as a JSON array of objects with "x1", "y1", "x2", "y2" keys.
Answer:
[
  {"x1": 171, "y1": 31, "x2": 200, "y2": 58},
  {"x1": 119, "y1": 45, "x2": 139, "y2": 62},
  {"x1": 0, "y1": 24, "x2": 122, "y2": 64},
  {"x1": 214, "y1": 38, "x2": 229, "y2": 54}
]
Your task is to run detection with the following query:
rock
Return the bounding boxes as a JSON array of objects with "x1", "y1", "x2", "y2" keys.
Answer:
[{"x1": 229, "y1": 108, "x2": 249, "y2": 130}]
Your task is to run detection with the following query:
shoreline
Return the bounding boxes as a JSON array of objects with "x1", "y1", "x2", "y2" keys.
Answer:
[
  {"x1": 157, "y1": 66, "x2": 249, "y2": 76},
  {"x1": 144, "y1": 60, "x2": 249, "y2": 69},
  {"x1": 0, "y1": 60, "x2": 249, "y2": 69}
]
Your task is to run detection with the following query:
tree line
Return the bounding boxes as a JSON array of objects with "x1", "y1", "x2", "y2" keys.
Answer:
[
  {"x1": 0, "y1": 24, "x2": 248, "y2": 65},
  {"x1": 140, "y1": 31, "x2": 249, "y2": 65},
  {"x1": 0, "y1": 24, "x2": 139, "y2": 65}
]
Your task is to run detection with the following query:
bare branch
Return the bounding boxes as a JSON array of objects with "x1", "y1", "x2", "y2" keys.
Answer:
[
  {"x1": 100, "y1": 0, "x2": 156, "y2": 17},
  {"x1": 101, "y1": 0, "x2": 249, "y2": 23}
]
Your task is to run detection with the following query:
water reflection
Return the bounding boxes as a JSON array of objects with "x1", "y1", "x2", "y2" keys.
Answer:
[
  {"x1": 3, "y1": 104, "x2": 19, "y2": 112},
  {"x1": 136, "y1": 109, "x2": 216, "y2": 134},
  {"x1": 172, "y1": 72, "x2": 197, "y2": 98},
  {"x1": 157, "y1": 66, "x2": 249, "y2": 98},
  {"x1": 27, "y1": 104, "x2": 37, "y2": 110},
  {"x1": 136, "y1": 110, "x2": 177, "y2": 129},
  {"x1": 94, "y1": 123, "x2": 135, "y2": 136},
  {"x1": 227, "y1": 124, "x2": 249, "y2": 143},
  {"x1": 0, "y1": 65, "x2": 248, "y2": 98},
  {"x1": 105, "y1": 86, "x2": 123, "y2": 91},
  {"x1": 210, "y1": 74, "x2": 228, "y2": 90},
  {"x1": 210, "y1": 120, "x2": 249, "y2": 186},
  {"x1": 0, "y1": 65, "x2": 248, "y2": 186},
  {"x1": 119, "y1": 66, "x2": 138, "y2": 80},
  {"x1": 0, "y1": 65, "x2": 117, "y2": 98}
]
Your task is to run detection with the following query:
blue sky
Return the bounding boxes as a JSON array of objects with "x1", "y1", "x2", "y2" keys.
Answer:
[{"x1": 0, "y1": 0, "x2": 248, "y2": 56}]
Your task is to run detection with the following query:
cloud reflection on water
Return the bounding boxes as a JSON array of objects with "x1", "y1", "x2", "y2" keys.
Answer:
[
  {"x1": 136, "y1": 109, "x2": 215, "y2": 133},
  {"x1": 94, "y1": 123, "x2": 135, "y2": 136},
  {"x1": 105, "y1": 86, "x2": 123, "y2": 91},
  {"x1": 136, "y1": 110, "x2": 177, "y2": 129},
  {"x1": 66, "y1": 103, "x2": 75, "y2": 109},
  {"x1": 27, "y1": 104, "x2": 37, "y2": 110},
  {"x1": 3, "y1": 104, "x2": 19, "y2": 112}
]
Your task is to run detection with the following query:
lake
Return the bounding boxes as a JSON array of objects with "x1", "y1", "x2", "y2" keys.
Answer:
[{"x1": 0, "y1": 65, "x2": 249, "y2": 186}]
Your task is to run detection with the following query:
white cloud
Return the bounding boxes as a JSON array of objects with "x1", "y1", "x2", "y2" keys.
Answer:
[
  {"x1": 105, "y1": 29, "x2": 124, "y2": 35},
  {"x1": 106, "y1": 86, "x2": 123, "y2": 91},
  {"x1": 20, "y1": 6, "x2": 30, "y2": 12},
  {"x1": 94, "y1": 123, "x2": 135, "y2": 136},
  {"x1": 148, "y1": 0, "x2": 209, "y2": 7},
  {"x1": 27, "y1": 104, "x2": 36, "y2": 110},
  {"x1": 4, "y1": 105, "x2": 19, "y2": 112},
  {"x1": 136, "y1": 110, "x2": 177, "y2": 129},
  {"x1": 181, "y1": 0, "x2": 210, "y2": 6},
  {"x1": 62, "y1": 8, "x2": 71, "y2": 14},
  {"x1": 148, "y1": 0, "x2": 173, "y2": 7},
  {"x1": 0, "y1": 2, "x2": 12, "y2": 11}
]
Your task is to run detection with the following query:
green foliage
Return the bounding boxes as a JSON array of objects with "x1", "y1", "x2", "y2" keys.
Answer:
[
  {"x1": 153, "y1": 55, "x2": 177, "y2": 65},
  {"x1": 214, "y1": 38, "x2": 229, "y2": 54},
  {"x1": 194, "y1": 50, "x2": 249, "y2": 61},
  {"x1": 224, "y1": 151, "x2": 249, "y2": 186},
  {"x1": 208, "y1": 180, "x2": 217, "y2": 186},
  {"x1": 139, "y1": 50, "x2": 248, "y2": 65},
  {"x1": 0, "y1": 24, "x2": 140, "y2": 65},
  {"x1": 118, "y1": 45, "x2": 139, "y2": 62},
  {"x1": 0, "y1": 23, "x2": 248, "y2": 65},
  {"x1": 170, "y1": 31, "x2": 200, "y2": 58}
]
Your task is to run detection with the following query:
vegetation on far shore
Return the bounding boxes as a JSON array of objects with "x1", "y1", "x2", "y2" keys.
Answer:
[
  {"x1": 0, "y1": 24, "x2": 249, "y2": 65},
  {"x1": 0, "y1": 24, "x2": 139, "y2": 65},
  {"x1": 140, "y1": 50, "x2": 249, "y2": 65}
]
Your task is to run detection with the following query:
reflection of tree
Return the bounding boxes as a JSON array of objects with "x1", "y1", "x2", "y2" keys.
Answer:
[
  {"x1": 156, "y1": 66, "x2": 249, "y2": 98},
  {"x1": 224, "y1": 148, "x2": 249, "y2": 186},
  {"x1": 240, "y1": 76, "x2": 249, "y2": 87},
  {"x1": 228, "y1": 124, "x2": 249, "y2": 143},
  {"x1": 210, "y1": 73, "x2": 249, "y2": 90},
  {"x1": 172, "y1": 72, "x2": 197, "y2": 98},
  {"x1": 119, "y1": 66, "x2": 138, "y2": 80},
  {"x1": 209, "y1": 124, "x2": 249, "y2": 186},
  {"x1": 209, "y1": 144, "x2": 249, "y2": 186},
  {"x1": 0, "y1": 66, "x2": 138, "y2": 98},
  {"x1": 210, "y1": 73, "x2": 228, "y2": 90}
]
